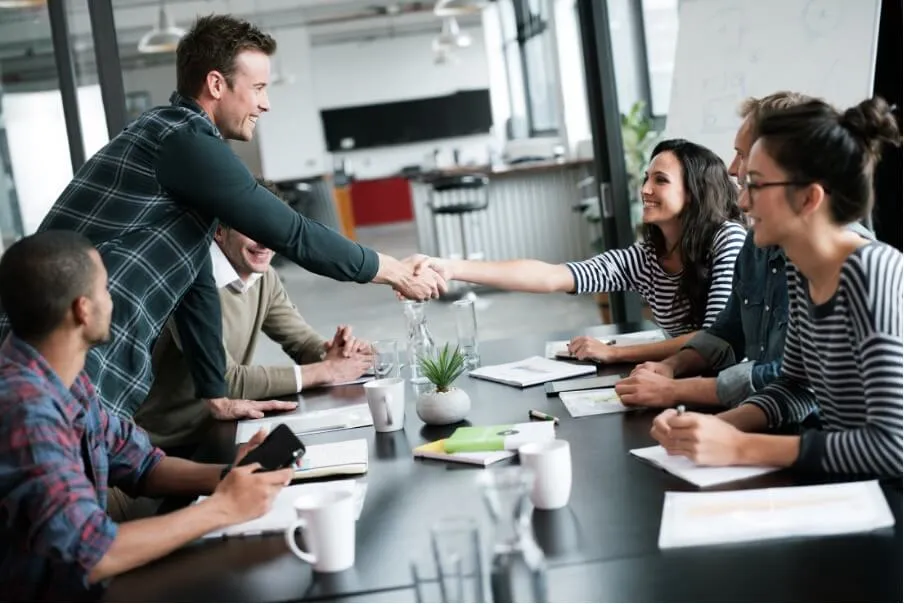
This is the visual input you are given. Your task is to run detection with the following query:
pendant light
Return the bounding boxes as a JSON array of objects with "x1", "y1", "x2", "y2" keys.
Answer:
[{"x1": 137, "y1": 1, "x2": 185, "y2": 54}]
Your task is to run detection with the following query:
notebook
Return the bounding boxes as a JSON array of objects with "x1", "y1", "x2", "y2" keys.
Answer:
[
  {"x1": 199, "y1": 479, "x2": 367, "y2": 539},
  {"x1": 235, "y1": 404, "x2": 373, "y2": 444},
  {"x1": 469, "y1": 356, "x2": 595, "y2": 388},
  {"x1": 413, "y1": 438, "x2": 516, "y2": 467},
  {"x1": 444, "y1": 421, "x2": 556, "y2": 453},
  {"x1": 545, "y1": 329, "x2": 667, "y2": 359},
  {"x1": 293, "y1": 439, "x2": 368, "y2": 480},
  {"x1": 630, "y1": 445, "x2": 780, "y2": 488},
  {"x1": 658, "y1": 480, "x2": 895, "y2": 549},
  {"x1": 559, "y1": 388, "x2": 629, "y2": 417}
]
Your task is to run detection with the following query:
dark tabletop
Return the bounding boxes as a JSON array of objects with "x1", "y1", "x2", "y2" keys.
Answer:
[{"x1": 106, "y1": 323, "x2": 903, "y2": 602}]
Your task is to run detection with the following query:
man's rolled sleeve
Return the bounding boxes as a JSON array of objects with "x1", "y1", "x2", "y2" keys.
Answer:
[
  {"x1": 715, "y1": 360, "x2": 755, "y2": 406},
  {"x1": 683, "y1": 330, "x2": 738, "y2": 372}
]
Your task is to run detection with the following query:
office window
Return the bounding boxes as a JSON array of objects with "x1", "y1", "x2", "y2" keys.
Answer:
[
  {"x1": 499, "y1": 0, "x2": 560, "y2": 137},
  {"x1": 641, "y1": 0, "x2": 679, "y2": 116}
]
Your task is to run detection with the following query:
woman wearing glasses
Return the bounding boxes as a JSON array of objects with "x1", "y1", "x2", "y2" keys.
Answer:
[
  {"x1": 652, "y1": 96, "x2": 903, "y2": 478},
  {"x1": 415, "y1": 138, "x2": 747, "y2": 365}
]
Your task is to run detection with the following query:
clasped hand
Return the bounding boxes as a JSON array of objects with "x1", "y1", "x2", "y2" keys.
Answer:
[{"x1": 650, "y1": 409, "x2": 743, "y2": 466}]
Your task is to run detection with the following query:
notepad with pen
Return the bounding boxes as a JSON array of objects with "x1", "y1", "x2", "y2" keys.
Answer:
[{"x1": 443, "y1": 421, "x2": 556, "y2": 453}]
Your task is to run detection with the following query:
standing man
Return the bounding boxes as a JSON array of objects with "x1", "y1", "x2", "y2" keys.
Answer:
[
  {"x1": 0, "y1": 232, "x2": 292, "y2": 600},
  {"x1": 138, "y1": 181, "x2": 374, "y2": 456},
  {"x1": 0, "y1": 14, "x2": 442, "y2": 422}
]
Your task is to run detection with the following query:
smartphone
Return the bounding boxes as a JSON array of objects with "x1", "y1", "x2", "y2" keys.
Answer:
[
  {"x1": 544, "y1": 374, "x2": 626, "y2": 396},
  {"x1": 236, "y1": 423, "x2": 306, "y2": 472}
]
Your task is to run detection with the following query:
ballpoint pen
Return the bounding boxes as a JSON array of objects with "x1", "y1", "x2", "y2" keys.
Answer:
[{"x1": 528, "y1": 409, "x2": 560, "y2": 425}]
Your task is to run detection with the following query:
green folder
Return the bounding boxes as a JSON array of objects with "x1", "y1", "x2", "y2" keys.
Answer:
[{"x1": 443, "y1": 422, "x2": 555, "y2": 453}]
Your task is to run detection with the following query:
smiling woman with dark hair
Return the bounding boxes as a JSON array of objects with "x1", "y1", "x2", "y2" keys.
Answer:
[{"x1": 413, "y1": 138, "x2": 747, "y2": 364}]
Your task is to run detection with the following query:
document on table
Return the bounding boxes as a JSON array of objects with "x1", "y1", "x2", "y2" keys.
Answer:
[
  {"x1": 469, "y1": 356, "x2": 595, "y2": 388},
  {"x1": 658, "y1": 480, "x2": 896, "y2": 549},
  {"x1": 199, "y1": 479, "x2": 367, "y2": 539},
  {"x1": 235, "y1": 403, "x2": 373, "y2": 444},
  {"x1": 559, "y1": 388, "x2": 629, "y2": 417},
  {"x1": 545, "y1": 328, "x2": 666, "y2": 359},
  {"x1": 630, "y1": 445, "x2": 780, "y2": 488}
]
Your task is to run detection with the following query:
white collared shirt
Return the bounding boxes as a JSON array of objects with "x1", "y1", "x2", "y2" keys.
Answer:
[{"x1": 209, "y1": 242, "x2": 304, "y2": 392}]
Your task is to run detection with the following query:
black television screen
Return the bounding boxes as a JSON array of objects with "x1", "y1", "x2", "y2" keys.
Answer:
[{"x1": 320, "y1": 89, "x2": 492, "y2": 151}]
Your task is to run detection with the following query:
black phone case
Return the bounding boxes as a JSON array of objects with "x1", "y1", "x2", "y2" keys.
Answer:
[{"x1": 236, "y1": 424, "x2": 306, "y2": 471}]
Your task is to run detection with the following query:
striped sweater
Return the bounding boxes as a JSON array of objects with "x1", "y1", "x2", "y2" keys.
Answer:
[
  {"x1": 566, "y1": 221, "x2": 747, "y2": 336},
  {"x1": 744, "y1": 241, "x2": 903, "y2": 477}
]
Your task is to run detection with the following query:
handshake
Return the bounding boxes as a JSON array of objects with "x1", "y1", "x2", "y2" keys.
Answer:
[{"x1": 380, "y1": 254, "x2": 454, "y2": 302}]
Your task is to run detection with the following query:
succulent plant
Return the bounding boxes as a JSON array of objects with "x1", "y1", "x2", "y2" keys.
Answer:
[{"x1": 418, "y1": 343, "x2": 467, "y2": 392}]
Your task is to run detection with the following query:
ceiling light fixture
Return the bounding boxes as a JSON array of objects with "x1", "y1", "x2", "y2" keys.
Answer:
[
  {"x1": 433, "y1": 0, "x2": 488, "y2": 17},
  {"x1": 137, "y1": 1, "x2": 185, "y2": 54}
]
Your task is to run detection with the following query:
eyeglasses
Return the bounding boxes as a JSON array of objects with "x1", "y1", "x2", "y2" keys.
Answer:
[{"x1": 740, "y1": 175, "x2": 817, "y2": 197}]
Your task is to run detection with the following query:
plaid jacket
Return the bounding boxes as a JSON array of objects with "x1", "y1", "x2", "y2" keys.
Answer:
[
  {"x1": 0, "y1": 335, "x2": 163, "y2": 600},
  {"x1": 0, "y1": 93, "x2": 218, "y2": 418}
]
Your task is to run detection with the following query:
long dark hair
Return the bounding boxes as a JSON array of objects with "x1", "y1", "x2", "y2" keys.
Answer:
[{"x1": 642, "y1": 139, "x2": 744, "y2": 328}]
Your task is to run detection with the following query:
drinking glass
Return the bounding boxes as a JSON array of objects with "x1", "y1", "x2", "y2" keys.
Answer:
[
  {"x1": 372, "y1": 339, "x2": 399, "y2": 379},
  {"x1": 452, "y1": 298, "x2": 480, "y2": 369}
]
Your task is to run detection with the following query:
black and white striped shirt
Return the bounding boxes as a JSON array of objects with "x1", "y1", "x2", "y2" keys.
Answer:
[
  {"x1": 565, "y1": 222, "x2": 747, "y2": 336},
  {"x1": 744, "y1": 241, "x2": 903, "y2": 477}
]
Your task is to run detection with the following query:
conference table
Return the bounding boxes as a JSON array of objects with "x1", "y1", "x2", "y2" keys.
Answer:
[{"x1": 106, "y1": 323, "x2": 902, "y2": 602}]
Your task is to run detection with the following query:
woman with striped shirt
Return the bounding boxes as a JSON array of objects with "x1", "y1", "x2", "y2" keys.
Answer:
[
  {"x1": 417, "y1": 139, "x2": 747, "y2": 364},
  {"x1": 652, "y1": 97, "x2": 902, "y2": 478}
]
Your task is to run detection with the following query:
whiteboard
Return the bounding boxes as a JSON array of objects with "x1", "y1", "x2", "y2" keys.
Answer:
[{"x1": 664, "y1": 0, "x2": 882, "y2": 164}]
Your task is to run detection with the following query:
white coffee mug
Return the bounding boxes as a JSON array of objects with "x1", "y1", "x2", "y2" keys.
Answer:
[
  {"x1": 285, "y1": 490, "x2": 356, "y2": 573},
  {"x1": 518, "y1": 439, "x2": 572, "y2": 510},
  {"x1": 363, "y1": 377, "x2": 406, "y2": 432}
]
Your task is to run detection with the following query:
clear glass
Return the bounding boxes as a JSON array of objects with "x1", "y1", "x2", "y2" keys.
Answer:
[
  {"x1": 452, "y1": 298, "x2": 480, "y2": 369},
  {"x1": 403, "y1": 301, "x2": 435, "y2": 384},
  {"x1": 423, "y1": 516, "x2": 487, "y2": 603},
  {"x1": 372, "y1": 339, "x2": 399, "y2": 379},
  {"x1": 479, "y1": 466, "x2": 549, "y2": 603}
]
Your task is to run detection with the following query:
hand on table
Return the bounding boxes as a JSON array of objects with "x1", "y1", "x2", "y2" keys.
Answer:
[
  {"x1": 567, "y1": 336, "x2": 620, "y2": 363},
  {"x1": 205, "y1": 397, "x2": 298, "y2": 420},
  {"x1": 631, "y1": 361, "x2": 674, "y2": 378},
  {"x1": 650, "y1": 409, "x2": 744, "y2": 466},
  {"x1": 615, "y1": 368, "x2": 677, "y2": 407}
]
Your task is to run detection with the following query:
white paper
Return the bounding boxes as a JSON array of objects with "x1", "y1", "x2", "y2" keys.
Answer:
[
  {"x1": 235, "y1": 404, "x2": 373, "y2": 444},
  {"x1": 199, "y1": 479, "x2": 367, "y2": 539},
  {"x1": 545, "y1": 329, "x2": 667, "y2": 359},
  {"x1": 630, "y1": 445, "x2": 780, "y2": 488},
  {"x1": 469, "y1": 356, "x2": 595, "y2": 387},
  {"x1": 559, "y1": 388, "x2": 629, "y2": 417},
  {"x1": 658, "y1": 480, "x2": 895, "y2": 549}
]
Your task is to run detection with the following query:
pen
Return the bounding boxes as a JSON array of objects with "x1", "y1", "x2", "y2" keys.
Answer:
[
  {"x1": 676, "y1": 404, "x2": 686, "y2": 416},
  {"x1": 529, "y1": 409, "x2": 560, "y2": 425}
]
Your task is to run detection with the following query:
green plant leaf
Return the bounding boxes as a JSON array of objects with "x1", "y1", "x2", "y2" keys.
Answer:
[{"x1": 417, "y1": 343, "x2": 467, "y2": 392}]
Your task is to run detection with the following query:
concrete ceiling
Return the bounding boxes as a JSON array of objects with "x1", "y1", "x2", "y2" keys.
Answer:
[{"x1": 0, "y1": 0, "x2": 484, "y2": 86}]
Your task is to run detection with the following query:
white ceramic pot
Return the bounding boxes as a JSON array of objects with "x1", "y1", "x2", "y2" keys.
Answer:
[{"x1": 415, "y1": 387, "x2": 471, "y2": 425}]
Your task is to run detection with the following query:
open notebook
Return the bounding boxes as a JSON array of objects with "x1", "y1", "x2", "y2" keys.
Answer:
[
  {"x1": 630, "y1": 445, "x2": 780, "y2": 488},
  {"x1": 235, "y1": 404, "x2": 373, "y2": 444},
  {"x1": 293, "y1": 439, "x2": 368, "y2": 480},
  {"x1": 545, "y1": 328, "x2": 667, "y2": 359},
  {"x1": 199, "y1": 479, "x2": 367, "y2": 539},
  {"x1": 469, "y1": 356, "x2": 595, "y2": 388}
]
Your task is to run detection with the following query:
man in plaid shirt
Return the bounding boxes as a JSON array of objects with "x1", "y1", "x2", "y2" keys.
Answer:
[
  {"x1": 0, "y1": 232, "x2": 294, "y2": 600},
  {"x1": 0, "y1": 14, "x2": 444, "y2": 422}
]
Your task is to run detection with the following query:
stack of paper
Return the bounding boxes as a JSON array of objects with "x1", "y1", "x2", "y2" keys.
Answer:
[
  {"x1": 559, "y1": 388, "x2": 629, "y2": 417},
  {"x1": 469, "y1": 356, "x2": 595, "y2": 388},
  {"x1": 413, "y1": 439, "x2": 516, "y2": 467},
  {"x1": 294, "y1": 439, "x2": 369, "y2": 480},
  {"x1": 235, "y1": 404, "x2": 373, "y2": 444},
  {"x1": 658, "y1": 480, "x2": 895, "y2": 549},
  {"x1": 630, "y1": 445, "x2": 780, "y2": 487},
  {"x1": 200, "y1": 479, "x2": 367, "y2": 539},
  {"x1": 545, "y1": 328, "x2": 666, "y2": 359}
]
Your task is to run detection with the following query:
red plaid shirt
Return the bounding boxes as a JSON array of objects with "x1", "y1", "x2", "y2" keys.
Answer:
[{"x1": 0, "y1": 335, "x2": 164, "y2": 601}]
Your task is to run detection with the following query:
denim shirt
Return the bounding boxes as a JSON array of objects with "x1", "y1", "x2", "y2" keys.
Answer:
[{"x1": 684, "y1": 231, "x2": 789, "y2": 405}]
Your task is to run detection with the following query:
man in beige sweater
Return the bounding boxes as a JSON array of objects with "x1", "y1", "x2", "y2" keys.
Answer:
[{"x1": 137, "y1": 201, "x2": 372, "y2": 456}]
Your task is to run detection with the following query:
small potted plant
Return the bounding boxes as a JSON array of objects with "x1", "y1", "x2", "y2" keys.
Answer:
[{"x1": 416, "y1": 343, "x2": 471, "y2": 425}]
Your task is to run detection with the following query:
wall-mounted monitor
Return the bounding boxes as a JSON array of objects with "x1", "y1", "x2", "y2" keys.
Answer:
[{"x1": 320, "y1": 89, "x2": 492, "y2": 152}]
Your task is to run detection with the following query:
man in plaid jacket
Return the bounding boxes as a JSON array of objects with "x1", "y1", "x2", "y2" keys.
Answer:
[{"x1": 0, "y1": 14, "x2": 443, "y2": 421}]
